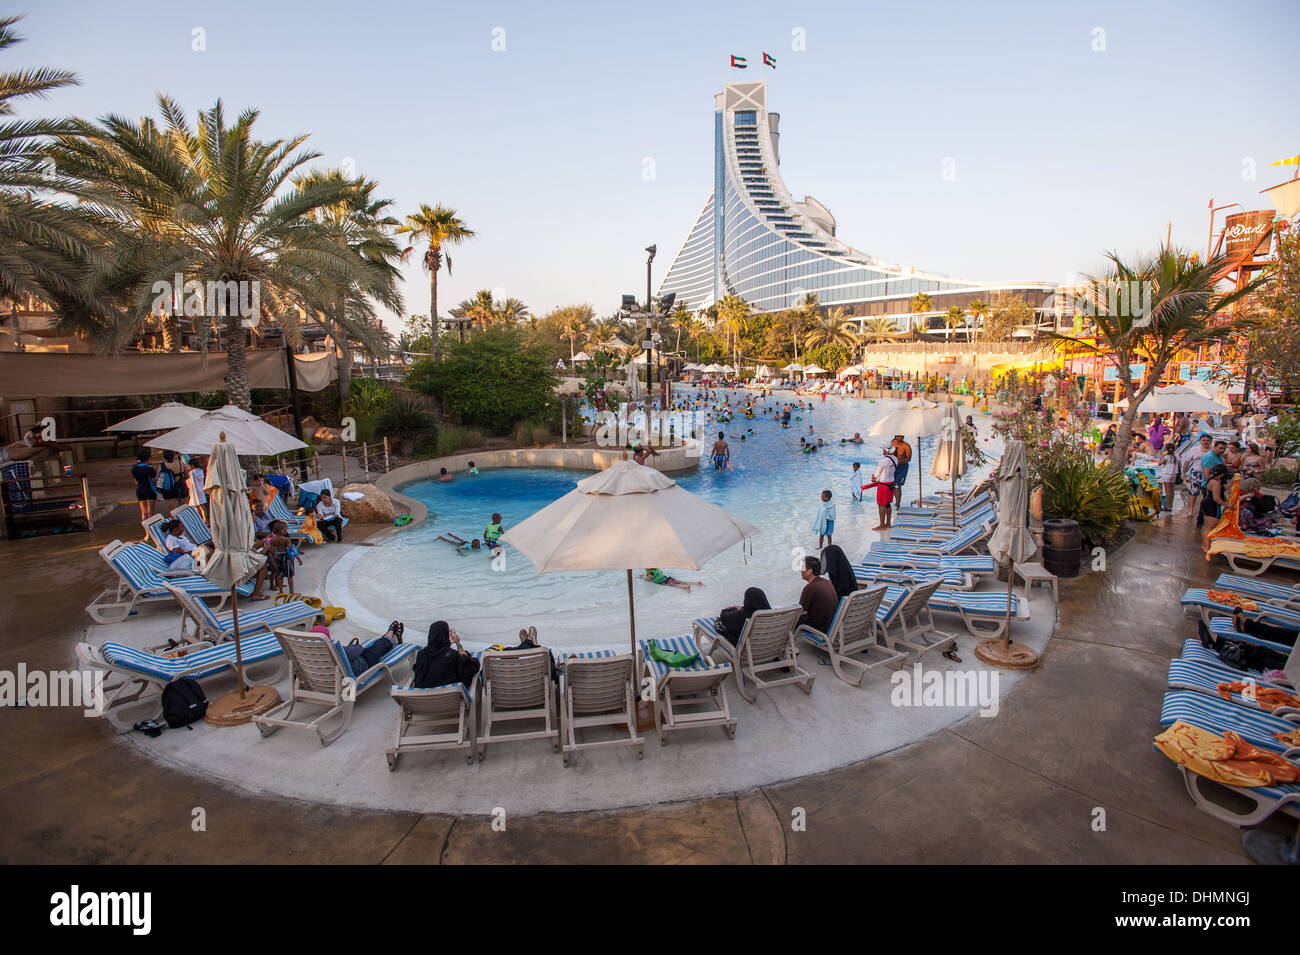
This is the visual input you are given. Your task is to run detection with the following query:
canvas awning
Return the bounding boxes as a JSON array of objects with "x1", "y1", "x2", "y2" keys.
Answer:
[{"x1": 0, "y1": 350, "x2": 335, "y2": 398}]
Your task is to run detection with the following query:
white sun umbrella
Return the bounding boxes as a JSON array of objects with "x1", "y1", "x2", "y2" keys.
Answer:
[
  {"x1": 840, "y1": 365, "x2": 863, "y2": 377},
  {"x1": 501, "y1": 459, "x2": 759, "y2": 657},
  {"x1": 868, "y1": 397, "x2": 944, "y2": 504},
  {"x1": 803, "y1": 363, "x2": 827, "y2": 376},
  {"x1": 572, "y1": 350, "x2": 592, "y2": 362},
  {"x1": 604, "y1": 336, "x2": 632, "y2": 350},
  {"x1": 719, "y1": 364, "x2": 735, "y2": 374},
  {"x1": 145, "y1": 408, "x2": 307, "y2": 457},
  {"x1": 977, "y1": 439, "x2": 1039, "y2": 670},
  {"x1": 755, "y1": 365, "x2": 771, "y2": 379},
  {"x1": 929, "y1": 402, "x2": 966, "y2": 527},
  {"x1": 1115, "y1": 384, "x2": 1231, "y2": 415},
  {"x1": 782, "y1": 363, "x2": 804, "y2": 372},
  {"x1": 104, "y1": 401, "x2": 206, "y2": 433},
  {"x1": 198, "y1": 434, "x2": 280, "y2": 725}
]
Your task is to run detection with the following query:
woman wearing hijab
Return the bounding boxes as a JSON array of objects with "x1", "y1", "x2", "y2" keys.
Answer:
[
  {"x1": 412, "y1": 621, "x2": 480, "y2": 689},
  {"x1": 714, "y1": 587, "x2": 771, "y2": 646},
  {"x1": 820, "y1": 544, "x2": 858, "y2": 601}
]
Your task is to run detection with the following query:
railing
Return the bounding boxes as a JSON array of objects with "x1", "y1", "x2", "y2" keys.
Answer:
[{"x1": 338, "y1": 438, "x2": 391, "y2": 485}]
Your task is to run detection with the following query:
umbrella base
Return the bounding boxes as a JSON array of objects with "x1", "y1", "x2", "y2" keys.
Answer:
[
  {"x1": 974, "y1": 639, "x2": 1039, "y2": 670},
  {"x1": 204, "y1": 685, "x2": 282, "y2": 726}
]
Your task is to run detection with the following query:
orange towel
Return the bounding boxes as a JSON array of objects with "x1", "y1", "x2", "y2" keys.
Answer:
[
  {"x1": 297, "y1": 514, "x2": 324, "y2": 546},
  {"x1": 1273, "y1": 728, "x2": 1300, "y2": 747},
  {"x1": 1153, "y1": 720, "x2": 1299, "y2": 787},
  {"x1": 1206, "y1": 475, "x2": 1300, "y2": 563},
  {"x1": 1217, "y1": 682, "x2": 1300, "y2": 711},
  {"x1": 1206, "y1": 590, "x2": 1259, "y2": 612}
]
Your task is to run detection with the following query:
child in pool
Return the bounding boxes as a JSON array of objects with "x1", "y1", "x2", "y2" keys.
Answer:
[{"x1": 644, "y1": 568, "x2": 702, "y2": 592}]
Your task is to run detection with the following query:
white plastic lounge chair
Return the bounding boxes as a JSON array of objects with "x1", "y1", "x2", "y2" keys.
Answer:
[
  {"x1": 1211, "y1": 550, "x2": 1300, "y2": 578},
  {"x1": 875, "y1": 579, "x2": 959, "y2": 658},
  {"x1": 795, "y1": 586, "x2": 906, "y2": 686},
  {"x1": 1167, "y1": 659, "x2": 1300, "y2": 718},
  {"x1": 636, "y1": 635, "x2": 736, "y2": 745},
  {"x1": 558, "y1": 653, "x2": 642, "y2": 766},
  {"x1": 1202, "y1": 615, "x2": 1295, "y2": 657},
  {"x1": 253, "y1": 628, "x2": 417, "y2": 746},
  {"x1": 889, "y1": 507, "x2": 996, "y2": 541},
  {"x1": 160, "y1": 580, "x2": 321, "y2": 644},
  {"x1": 171, "y1": 504, "x2": 213, "y2": 545},
  {"x1": 1213, "y1": 574, "x2": 1300, "y2": 611},
  {"x1": 267, "y1": 492, "x2": 349, "y2": 543},
  {"x1": 880, "y1": 583, "x2": 1024, "y2": 639},
  {"x1": 1179, "y1": 588, "x2": 1300, "y2": 629},
  {"x1": 910, "y1": 476, "x2": 993, "y2": 509},
  {"x1": 701, "y1": 605, "x2": 811, "y2": 704},
  {"x1": 1157, "y1": 690, "x2": 1300, "y2": 826},
  {"x1": 855, "y1": 552, "x2": 997, "y2": 579},
  {"x1": 75, "y1": 632, "x2": 287, "y2": 731},
  {"x1": 853, "y1": 563, "x2": 973, "y2": 591},
  {"x1": 386, "y1": 683, "x2": 475, "y2": 769},
  {"x1": 86, "y1": 540, "x2": 254, "y2": 623},
  {"x1": 898, "y1": 490, "x2": 992, "y2": 518},
  {"x1": 475, "y1": 648, "x2": 560, "y2": 761}
]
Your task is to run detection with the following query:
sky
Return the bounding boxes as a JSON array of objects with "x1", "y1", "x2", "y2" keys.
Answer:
[{"x1": 17, "y1": 0, "x2": 1300, "y2": 334}]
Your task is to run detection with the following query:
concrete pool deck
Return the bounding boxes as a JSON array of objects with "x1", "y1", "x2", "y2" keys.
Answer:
[{"x1": 0, "y1": 516, "x2": 1285, "y2": 863}]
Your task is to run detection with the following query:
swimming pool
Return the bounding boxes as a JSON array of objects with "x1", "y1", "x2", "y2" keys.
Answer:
[{"x1": 346, "y1": 389, "x2": 1003, "y2": 647}]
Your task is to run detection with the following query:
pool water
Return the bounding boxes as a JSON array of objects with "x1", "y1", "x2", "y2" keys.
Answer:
[{"x1": 347, "y1": 388, "x2": 1003, "y2": 647}]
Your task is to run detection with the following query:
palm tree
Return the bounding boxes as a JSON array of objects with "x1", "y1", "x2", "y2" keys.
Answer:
[
  {"x1": 51, "y1": 96, "x2": 389, "y2": 409},
  {"x1": 944, "y1": 305, "x2": 965, "y2": 342},
  {"x1": 292, "y1": 169, "x2": 405, "y2": 412},
  {"x1": 460, "y1": 289, "x2": 496, "y2": 332},
  {"x1": 804, "y1": 308, "x2": 859, "y2": 350},
  {"x1": 398, "y1": 203, "x2": 474, "y2": 361},
  {"x1": 863, "y1": 317, "x2": 896, "y2": 343},
  {"x1": 910, "y1": 291, "x2": 933, "y2": 335},
  {"x1": 716, "y1": 295, "x2": 750, "y2": 370},
  {"x1": 1052, "y1": 244, "x2": 1263, "y2": 472},
  {"x1": 496, "y1": 296, "x2": 530, "y2": 326},
  {"x1": 967, "y1": 298, "x2": 988, "y2": 343},
  {"x1": 670, "y1": 303, "x2": 692, "y2": 352},
  {"x1": 555, "y1": 305, "x2": 593, "y2": 363},
  {"x1": 0, "y1": 16, "x2": 111, "y2": 314}
]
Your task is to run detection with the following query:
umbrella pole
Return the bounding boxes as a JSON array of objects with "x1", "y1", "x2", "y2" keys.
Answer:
[
  {"x1": 1004, "y1": 559, "x2": 1014, "y2": 650},
  {"x1": 231, "y1": 586, "x2": 246, "y2": 697}
]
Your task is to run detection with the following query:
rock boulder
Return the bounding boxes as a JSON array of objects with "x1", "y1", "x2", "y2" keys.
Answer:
[{"x1": 339, "y1": 482, "x2": 397, "y2": 523}]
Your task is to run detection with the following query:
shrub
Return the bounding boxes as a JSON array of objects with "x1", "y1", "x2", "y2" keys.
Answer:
[
  {"x1": 1039, "y1": 457, "x2": 1130, "y2": 547},
  {"x1": 1263, "y1": 412, "x2": 1300, "y2": 459},
  {"x1": 374, "y1": 395, "x2": 437, "y2": 446},
  {"x1": 1259, "y1": 463, "x2": 1299, "y2": 488},
  {"x1": 802, "y1": 342, "x2": 850, "y2": 373},
  {"x1": 347, "y1": 379, "x2": 395, "y2": 439},
  {"x1": 512, "y1": 420, "x2": 553, "y2": 446},
  {"x1": 434, "y1": 424, "x2": 485, "y2": 457},
  {"x1": 406, "y1": 329, "x2": 559, "y2": 434}
]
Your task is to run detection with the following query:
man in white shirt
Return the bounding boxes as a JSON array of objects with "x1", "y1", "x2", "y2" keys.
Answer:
[
  {"x1": 872, "y1": 448, "x2": 897, "y2": 531},
  {"x1": 314, "y1": 489, "x2": 344, "y2": 542}
]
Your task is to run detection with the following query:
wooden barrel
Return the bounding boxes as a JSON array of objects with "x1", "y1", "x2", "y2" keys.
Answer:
[{"x1": 1041, "y1": 518, "x2": 1081, "y2": 578}]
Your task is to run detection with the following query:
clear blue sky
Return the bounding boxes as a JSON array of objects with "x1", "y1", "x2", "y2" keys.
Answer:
[{"x1": 18, "y1": 0, "x2": 1300, "y2": 332}]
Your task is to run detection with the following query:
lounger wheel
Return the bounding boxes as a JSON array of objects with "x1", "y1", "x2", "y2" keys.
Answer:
[
  {"x1": 465, "y1": 753, "x2": 474, "y2": 764},
  {"x1": 385, "y1": 752, "x2": 397, "y2": 771}
]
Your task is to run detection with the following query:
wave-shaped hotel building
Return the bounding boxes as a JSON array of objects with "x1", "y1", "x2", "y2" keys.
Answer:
[{"x1": 658, "y1": 81, "x2": 1056, "y2": 330}]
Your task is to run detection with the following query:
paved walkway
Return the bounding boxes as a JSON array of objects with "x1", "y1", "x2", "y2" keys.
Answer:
[{"x1": 0, "y1": 516, "x2": 1284, "y2": 863}]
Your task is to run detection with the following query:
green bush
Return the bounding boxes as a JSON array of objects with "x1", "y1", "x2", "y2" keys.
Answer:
[
  {"x1": 512, "y1": 420, "x2": 553, "y2": 446},
  {"x1": 1264, "y1": 412, "x2": 1300, "y2": 459},
  {"x1": 374, "y1": 395, "x2": 437, "y2": 447},
  {"x1": 434, "y1": 424, "x2": 485, "y2": 457},
  {"x1": 406, "y1": 329, "x2": 559, "y2": 435},
  {"x1": 347, "y1": 379, "x2": 395, "y2": 439},
  {"x1": 1039, "y1": 458, "x2": 1131, "y2": 547},
  {"x1": 802, "y1": 342, "x2": 850, "y2": 373},
  {"x1": 1259, "y1": 463, "x2": 1299, "y2": 488}
]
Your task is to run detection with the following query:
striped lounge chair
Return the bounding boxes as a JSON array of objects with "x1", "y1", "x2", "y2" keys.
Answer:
[
  {"x1": 75, "y1": 632, "x2": 287, "y2": 731},
  {"x1": 160, "y1": 580, "x2": 321, "y2": 644},
  {"x1": 253, "y1": 627, "x2": 418, "y2": 746},
  {"x1": 696, "y1": 605, "x2": 810, "y2": 704},
  {"x1": 475, "y1": 648, "x2": 560, "y2": 761},
  {"x1": 386, "y1": 683, "x2": 475, "y2": 769},
  {"x1": 267, "y1": 492, "x2": 349, "y2": 542},
  {"x1": 1201, "y1": 615, "x2": 1295, "y2": 656},
  {"x1": 86, "y1": 540, "x2": 255, "y2": 624},
  {"x1": 854, "y1": 552, "x2": 997, "y2": 579},
  {"x1": 636, "y1": 635, "x2": 736, "y2": 745},
  {"x1": 557, "y1": 651, "x2": 642, "y2": 766},
  {"x1": 897, "y1": 490, "x2": 992, "y2": 519},
  {"x1": 853, "y1": 563, "x2": 974, "y2": 591},
  {"x1": 868, "y1": 521, "x2": 993, "y2": 558},
  {"x1": 171, "y1": 505, "x2": 213, "y2": 546},
  {"x1": 874, "y1": 579, "x2": 959, "y2": 658},
  {"x1": 795, "y1": 586, "x2": 905, "y2": 686},
  {"x1": 889, "y1": 506, "x2": 996, "y2": 541},
  {"x1": 1156, "y1": 690, "x2": 1300, "y2": 826},
  {"x1": 1166, "y1": 658, "x2": 1300, "y2": 718},
  {"x1": 1212, "y1": 574, "x2": 1300, "y2": 611},
  {"x1": 909, "y1": 476, "x2": 994, "y2": 510},
  {"x1": 1179, "y1": 588, "x2": 1300, "y2": 629}
]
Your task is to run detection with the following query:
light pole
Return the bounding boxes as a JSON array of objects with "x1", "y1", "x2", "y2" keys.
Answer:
[{"x1": 645, "y1": 244, "x2": 656, "y2": 414}]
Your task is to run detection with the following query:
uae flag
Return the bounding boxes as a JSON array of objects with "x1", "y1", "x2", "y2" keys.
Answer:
[
  {"x1": 763, "y1": 52, "x2": 776, "y2": 68},
  {"x1": 730, "y1": 54, "x2": 747, "y2": 68}
]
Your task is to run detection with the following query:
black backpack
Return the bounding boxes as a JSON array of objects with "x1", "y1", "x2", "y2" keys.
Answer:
[{"x1": 162, "y1": 677, "x2": 208, "y2": 728}]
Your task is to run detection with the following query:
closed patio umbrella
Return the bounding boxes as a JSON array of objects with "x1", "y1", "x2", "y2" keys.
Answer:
[
  {"x1": 200, "y1": 434, "x2": 281, "y2": 725},
  {"x1": 501, "y1": 458, "x2": 759, "y2": 658},
  {"x1": 105, "y1": 402, "x2": 206, "y2": 433},
  {"x1": 868, "y1": 397, "x2": 944, "y2": 504},
  {"x1": 929, "y1": 402, "x2": 966, "y2": 527},
  {"x1": 976, "y1": 439, "x2": 1039, "y2": 669}
]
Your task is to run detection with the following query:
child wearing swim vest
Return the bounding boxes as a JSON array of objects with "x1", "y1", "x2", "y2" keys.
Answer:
[{"x1": 484, "y1": 513, "x2": 504, "y2": 550}]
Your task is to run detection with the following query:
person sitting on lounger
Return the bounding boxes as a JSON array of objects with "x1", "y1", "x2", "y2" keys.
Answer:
[
  {"x1": 644, "y1": 568, "x2": 702, "y2": 592},
  {"x1": 714, "y1": 587, "x2": 771, "y2": 645},
  {"x1": 412, "y1": 621, "x2": 479, "y2": 689}
]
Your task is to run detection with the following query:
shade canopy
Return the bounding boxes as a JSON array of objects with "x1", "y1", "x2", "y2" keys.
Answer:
[
  {"x1": 802, "y1": 363, "x2": 827, "y2": 375},
  {"x1": 200, "y1": 437, "x2": 265, "y2": 590},
  {"x1": 1115, "y1": 384, "x2": 1232, "y2": 414},
  {"x1": 105, "y1": 402, "x2": 207, "y2": 433},
  {"x1": 868, "y1": 397, "x2": 944, "y2": 438},
  {"x1": 782, "y1": 363, "x2": 804, "y2": 372},
  {"x1": 572, "y1": 351, "x2": 592, "y2": 362},
  {"x1": 719, "y1": 365, "x2": 735, "y2": 374},
  {"x1": 146, "y1": 407, "x2": 306, "y2": 457},
  {"x1": 502, "y1": 460, "x2": 758, "y2": 572},
  {"x1": 754, "y1": 365, "x2": 772, "y2": 378},
  {"x1": 839, "y1": 365, "x2": 864, "y2": 377},
  {"x1": 603, "y1": 337, "x2": 632, "y2": 350},
  {"x1": 988, "y1": 440, "x2": 1036, "y2": 565}
]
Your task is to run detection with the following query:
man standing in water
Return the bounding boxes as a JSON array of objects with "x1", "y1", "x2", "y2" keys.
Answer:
[
  {"x1": 890, "y1": 435, "x2": 912, "y2": 509},
  {"x1": 711, "y1": 431, "x2": 730, "y2": 471}
]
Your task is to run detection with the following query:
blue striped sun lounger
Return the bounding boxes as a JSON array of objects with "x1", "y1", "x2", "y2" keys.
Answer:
[
  {"x1": 1213, "y1": 574, "x2": 1300, "y2": 608},
  {"x1": 875, "y1": 584, "x2": 1021, "y2": 638},
  {"x1": 868, "y1": 522, "x2": 990, "y2": 556},
  {"x1": 172, "y1": 505, "x2": 213, "y2": 546},
  {"x1": 268, "y1": 493, "x2": 349, "y2": 541},
  {"x1": 640, "y1": 634, "x2": 736, "y2": 743},
  {"x1": 897, "y1": 493, "x2": 992, "y2": 518},
  {"x1": 161, "y1": 580, "x2": 321, "y2": 643},
  {"x1": 1155, "y1": 690, "x2": 1300, "y2": 825},
  {"x1": 892, "y1": 507, "x2": 994, "y2": 532},
  {"x1": 1167, "y1": 658, "x2": 1299, "y2": 715},
  {"x1": 855, "y1": 553, "x2": 997, "y2": 576},
  {"x1": 889, "y1": 510, "x2": 996, "y2": 541},
  {"x1": 1180, "y1": 588, "x2": 1300, "y2": 629},
  {"x1": 1204, "y1": 615, "x2": 1295, "y2": 656},
  {"x1": 87, "y1": 540, "x2": 254, "y2": 623},
  {"x1": 1180, "y1": 638, "x2": 1271, "y2": 677},
  {"x1": 853, "y1": 564, "x2": 971, "y2": 590}
]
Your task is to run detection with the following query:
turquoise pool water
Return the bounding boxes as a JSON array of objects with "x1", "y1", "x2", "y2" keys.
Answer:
[{"x1": 347, "y1": 388, "x2": 1003, "y2": 646}]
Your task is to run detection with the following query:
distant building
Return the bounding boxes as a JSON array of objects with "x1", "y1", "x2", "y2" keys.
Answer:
[{"x1": 657, "y1": 81, "x2": 1056, "y2": 331}]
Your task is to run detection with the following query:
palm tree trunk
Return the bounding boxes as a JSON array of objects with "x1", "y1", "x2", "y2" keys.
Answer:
[
  {"x1": 161, "y1": 313, "x2": 179, "y2": 353},
  {"x1": 430, "y1": 268, "x2": 440, "y2": 362},
  {"x1": 224, "y1": 314, "x2": 251, "y2": 410}
]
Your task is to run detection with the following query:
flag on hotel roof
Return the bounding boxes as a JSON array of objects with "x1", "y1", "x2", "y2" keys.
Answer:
[
  {"x1": 763, "y1": 52, "x2": 776, "y2": 68},
  {"x1": 730, "y1": 54, "x2": 747, "y2": 68}
]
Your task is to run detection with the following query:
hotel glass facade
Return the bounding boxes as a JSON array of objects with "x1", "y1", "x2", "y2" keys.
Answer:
[{"x1": 658, "y1": 81, "x2": 1055, "y2": 330}]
